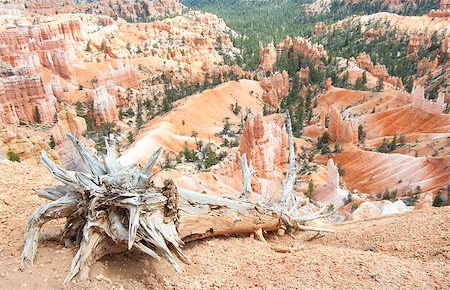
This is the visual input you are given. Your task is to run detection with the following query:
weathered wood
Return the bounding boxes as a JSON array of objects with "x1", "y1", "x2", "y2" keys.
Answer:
[
  {"x1": 240, "y1": 153, "x2": 253, "y2": 199},
  {"x1": 177, "y1": 189, "x2": 281, "y2": 241},
  {"x1": 280, "y1": 110, "x2": 299, "y2": 208},
  {"x1": 20, "y1": 133, "x2": 335, "y2": 284}
]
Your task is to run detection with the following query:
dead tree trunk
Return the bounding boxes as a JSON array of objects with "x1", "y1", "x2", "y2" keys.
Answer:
[{"x1": 21, "y1": 125, "x2": 333, "y2": 283}]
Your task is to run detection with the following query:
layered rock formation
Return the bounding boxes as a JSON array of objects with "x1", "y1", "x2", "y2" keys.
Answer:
[
  {"x1": 97, "y1": 60, "x2": 139, "y2": 89},
  {"x1": 328, "y1": 106, "x2": 356, "y2": 144},
  {"x1": 0, "y1": 128, "x2": 55, "y2": 160},
  {"x1": 407, "y1": 33, "x2": 430, "y2": 57},
  {"x1": 259, "y1": 71, "x2": 289, "y2": 108},
  {"x1": 397, "y1": 85, "x2": 446, "y2": 114},
  {"x1": 410, "y1": 86, "x2": 446, "y2": 114},
  {"x1": 257, "y1": 43, "x2": 277, "y2": 72},
  {"x1": 0, "y1": 19, "x2": 82, "y2": 79},
  {"x1": 51, "y1": 107, "x2": 87, "y2": 145},
  {"x1": 355, "y1": 52, "x2": 403, "y2": 88},
  {"x1": 139, "y1": 10, "x2": 234, "y2": 70},
  {"x1": 442, "y1": 34, "x2": 450, "y2": 54},
  {"x1": 429, "y1": 0, "x2": 450, "y2": 17},
  {"x1": 239, "y1": 113, "x2": 288, "y2": 178},
  {"x1": 417, "y1": 58, "x2": 439, "y2": 74},
  {"x1": 297, "y1": 67, "x2": 310, "y2": 84},
  {"x1": 92, "y1": 86, "x2": 118, "y2": 124},
  {"x1": 325, "y1": 78, "x2": 333, "y2": 91},
  {"x1": 277, "y1": 36, "x2": 328, "y2": 66},
  {"x1": 314, "y1": 22, "x2": 326, "y2": 34},
  {"x1": 0, "y1": 76, "x2": 56, "y2": 126},
  {"x1": 27, "y1": 0, "x2": 182, "y2": 20}
]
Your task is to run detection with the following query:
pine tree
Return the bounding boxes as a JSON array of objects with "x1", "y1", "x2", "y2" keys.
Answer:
[
  {"x1": 85, "y1": 40, "x2": 92, "y2": 52},
  {"x1": 306, "y1": 179, "x2": 314, "y2": 198},
  {"x1": 49, "y1": 135, "x2": 56, "y2": 149},
  {"x1": 358, "y1": 124, "x2": 365, "y2": 144},
  {"x1": 376, "y1": 78, "x2": 384, "y2": 92},
  {"x1": 34, "y1": 107, "x2": 41, "y2": 123}
]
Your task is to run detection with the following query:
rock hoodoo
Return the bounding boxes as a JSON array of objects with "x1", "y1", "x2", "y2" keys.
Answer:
[
  {"x1": 398, "y1": 85, "x2": 446, "y2": 114},
  {"x1": 92, "y1": 86, "x2": 119, "y2": 124},
  {"x1": 327, "y1": 106, "x2": 355, "y2": 144},
  {"x1": 239, "y1": 113, "x2": 288, "y2": 179},
  {"x1": 259, "y1": 71, "x2": 289, "y2": 108},
  {"x1": 257, "y1": 43, "x2": 277, "y2": 72}
]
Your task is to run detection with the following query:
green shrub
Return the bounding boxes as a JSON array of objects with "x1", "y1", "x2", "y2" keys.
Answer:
[
  {"x1": 49, "y1": 135, "x2": 56, "y2": 149},
  {"x1": 432, "y1": 191, "x2": 448, "y2": 207},
  {"x1": 6, "y1": 150, "x2": 20, "y2": 162}
]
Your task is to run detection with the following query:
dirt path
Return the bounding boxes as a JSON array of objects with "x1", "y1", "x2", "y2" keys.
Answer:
[{"x1": 0, "y1": 161, "x2": 449, "y2": 289}]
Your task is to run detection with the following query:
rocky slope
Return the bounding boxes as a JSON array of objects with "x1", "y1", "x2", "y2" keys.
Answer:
[{"x1": 0, "y1": 159, "x2": 448, "y2": 289}]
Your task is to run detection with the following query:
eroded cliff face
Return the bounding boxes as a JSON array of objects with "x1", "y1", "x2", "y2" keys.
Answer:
[
  {"x1": 259, "y1": 71, "x2": 289, "y2": 108},
  {"x1": 429, "y1": 0, "x2": 450, "y2": 17},
  {"x1": 0, "y1": 19, "x2": 82, "y2": 79},
  {"x1": 355, "y1": 52, "x2": 403, "y2": 88},
  {"x1": 26, "y1": 0, "x2": 183, "y2": 20},
  {"x1": 51, "y1": 107, "x2": 87, "y2": 145},
  {"x1": 407, "y1": 33, "x2": 431, "y2": 57},
  {"x1": 143, "y1": 10, "x2": 233, "y2": 66},
  {"x1": 257, "y1": 43, "x2": 277, "y2": 72},
  {"x1": 277, "y1": 36, "x2": 328, "y2": 66},
  {"x1": 239, "y1": 113, "x2": 288, "y2": 179},
  {"x1": 0, "y1": 76, "x2": 56, "y2": 126},
  {"x1": 315, "y1": 159, "x2": 350, "y2": 208},
  {"x1": 397, "y1": 85, "x2": 446, "y2": 115},
  {"x1": 0, "y1": 127, "x2": 57, "y2": 160},
  {"x1": 97, "y1": 60, "x2": 139, "y2": 89},
  {"x1": 92, "y1": 86, "x2": 118, "y2": 125}
]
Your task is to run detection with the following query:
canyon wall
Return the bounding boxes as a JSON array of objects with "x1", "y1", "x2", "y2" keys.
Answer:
[
  {"x1": 97, "y1": 60, "x2": 139, "y2": 89},
  {"x1": 0, "y1": 76, "x2": 56, "y2": 127}
]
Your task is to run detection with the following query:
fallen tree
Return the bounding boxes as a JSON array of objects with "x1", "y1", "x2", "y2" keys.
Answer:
[{"x1": 20, "y1": 112, "x2": 334, "y2": 284}]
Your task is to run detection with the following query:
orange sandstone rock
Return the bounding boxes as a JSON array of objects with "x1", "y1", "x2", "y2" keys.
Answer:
[
  {"x1": 239, "y1": 113, "x2": 288, "y2": 179},
  {"x1": 328, "y1": 106, "x2": 356, "y2": 144},
  {"x1": 259, "y1": 71, "x2": 289, "y2": 108},
  {"x1": 257, "y1": 43, "x2": 277, "y2": 72}
]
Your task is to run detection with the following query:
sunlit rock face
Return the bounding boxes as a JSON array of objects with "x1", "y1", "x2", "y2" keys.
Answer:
[
  {"x1": 0, "y1": 76, "x2": 56, "y2": 127},
  {"x1": 92, "y1": 86, "x2": 118, "y2": 125},
  {"x1": 239, "y1": 113, "x2": 288, "y2": 178},
  {"x1": 259, "y1": 71, "x2": 289, "y2": 108},
  {"x1": 0, "y1": 19, "x2": 82, "y2": 79},
  {"x1": 257, "y1": 43, "x2": 277, "y2": 73},
  {"x1": 397, "y1": 85, "x2": 446, "y2": 115},
  {"x1": 328, "y1": 106, "x2": 356, "y2": 144}
]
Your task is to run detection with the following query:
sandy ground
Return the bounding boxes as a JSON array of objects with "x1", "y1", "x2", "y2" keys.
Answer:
[{"x1": 0, "y1": 160, "x2": 449, "y2": 289}]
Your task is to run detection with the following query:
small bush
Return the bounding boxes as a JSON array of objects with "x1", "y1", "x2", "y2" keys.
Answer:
[
  {"x1": 49, "y1": 135, "x2": 56, "y2": 149},
  {"x1": 351, "y1": 203, "x2": 359, "y2": 212},
  {"x1": 6, "y1": 150, "x2": 20, "y2": 162},
  {"x1": 432, "y1": 191, "x2": 448, "y2": 207}
]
